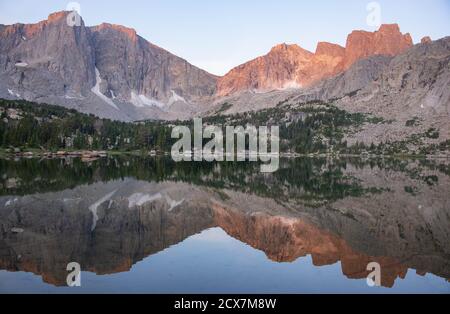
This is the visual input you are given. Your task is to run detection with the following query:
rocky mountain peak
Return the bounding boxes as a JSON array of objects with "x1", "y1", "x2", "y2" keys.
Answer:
[
  {"x1": 47, "y1": 11, "x2": 71, "y2": 23},
  {"x1": 270, "y1": 43, "x2": 290, "y2": 51},
  {"x1": 0, "y1": 11, "x2": 217, "y2": 121},
  {"x1": 343, "y1": 24, "x2": 413, "y2": 69},
  {"x1": 216, "y1": 42, "x2": 315, "y2": 96},
  {"x1": 315, "y1": 42, "x2": 345, "y2": 58},
  {"x1": 270, "y1": 43, "x2": 310, "y2": 54},
  {"x1": 0, "y1": 10, "x2": 96, "y2": 98},
  {"x1": 218, "y1": 24, "x2": 415, "y2": 97},
  {"x1": 267, "y1": 43, "x2": 313, "y2": 62},
  {"x1": 378, "y1": 23, "x2": 401, "y2": 34},
  {"x1": 93, "y1": 23, "x2": 138, "y2": 42},
  {"x1": 0, "y1": 11, "x2": 81, "y2": 42}
]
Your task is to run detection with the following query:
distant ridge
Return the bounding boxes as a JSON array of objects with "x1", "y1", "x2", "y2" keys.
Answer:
[{"x1": 217, "y1": 24, "x2": 413, "y2": 96}]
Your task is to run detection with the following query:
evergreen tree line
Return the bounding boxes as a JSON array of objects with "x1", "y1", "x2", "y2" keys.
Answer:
[
  {"x1": 0, "y1": 99, "x2": 174, "y2": 151},
  {"x1": 2, "y1": 99, "x2": 444, "y2": 155}
]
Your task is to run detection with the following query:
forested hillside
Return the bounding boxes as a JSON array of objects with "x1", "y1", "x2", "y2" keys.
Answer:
[
  {"x1": 1, "y1": 98, "x2": 449, "y2": 156},
  {"x1": 0, "y1": 99, "x2": 173, "y2": 152}
]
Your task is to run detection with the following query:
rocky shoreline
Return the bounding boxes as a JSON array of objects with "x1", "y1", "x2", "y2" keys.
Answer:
[
  {"x1": 1, "y1": 149, "x2": 449, "y2": 161},
  {"x1": 2, "y1": 149, "x2": 108, "y2": 161}
]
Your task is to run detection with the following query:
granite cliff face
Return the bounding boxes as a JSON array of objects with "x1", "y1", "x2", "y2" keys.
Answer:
[
  {"x1": 89, "y1": 23, "x2": 217, "y2": 105},
  {"x1": 217, "y1": 24, "x2": 413, "y2": 97},
  {"x1": 341, "y1": 24, "x2": 413, "y2": 70},
  {"x1": 0, "y1": 12, "x2": 96, "y2": 98},
  {"x1": 0, "y1": 11, "x2": 217, "y2": 121},
  {"x1": 216, "y1": 43, "x2": 314, "y2": 96}
]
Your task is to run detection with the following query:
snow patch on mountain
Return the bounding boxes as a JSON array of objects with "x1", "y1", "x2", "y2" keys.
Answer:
[
  {"x1": 7, "y1": 89, "x2": 20, "y2": 98},
  {"x1": 168, "y1": 90, "x2": 186, "y2": 106},
  {"x1": 130, "y1": 91, "x2": 165, "y2": 108},
  {"x1": 91, "y1": 67, "x2": 119, "y2": 110},
  {"x1": 15, "y1": 62, "x2": 28, "y2": 68},
  {"x1": 280, "y1": 81, "x2": 302, "y2": 90}
]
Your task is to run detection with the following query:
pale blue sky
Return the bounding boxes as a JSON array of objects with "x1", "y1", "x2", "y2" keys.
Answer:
[{"x1": 0, "y1": 0, "x2": 449, "y2": 75}]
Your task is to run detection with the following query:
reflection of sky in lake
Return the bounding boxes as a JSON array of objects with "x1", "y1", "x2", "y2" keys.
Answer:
[{"x1": 1, "y1": 228, "x2": 448, "y2": 294}]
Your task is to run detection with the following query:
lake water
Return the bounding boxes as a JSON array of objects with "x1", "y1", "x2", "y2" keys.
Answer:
[{"x1": 0, "y1": 156, "x2": 449, "y2": 293}]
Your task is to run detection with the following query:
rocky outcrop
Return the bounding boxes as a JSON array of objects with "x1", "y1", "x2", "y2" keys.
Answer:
[
  {"x1": 421, "y1": 36, "x2": 432, "y2": 44},
  {"x1": 217, "y1": 24, "x2": 413, "y2": 97},
  {"x1": 342, "y1": 24, "x2": 412, "y2": 69},
  {"x1": 315, "y1": 42, "x2": 346, "y2": 59}
]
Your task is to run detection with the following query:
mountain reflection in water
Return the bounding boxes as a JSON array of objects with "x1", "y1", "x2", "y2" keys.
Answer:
[{"x1": 0, "y1": 156, "x2": 449, "y2": 293}]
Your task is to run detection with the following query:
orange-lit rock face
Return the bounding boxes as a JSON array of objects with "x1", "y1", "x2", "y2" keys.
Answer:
[
  {"x1": 92, "y1": 23, "x2": 138, "y2": 42},
  {"x1": 315, "y1": 42, "x2": 346, "y2": 58},
  {"x1": 0, "y1": 11, "x2": 79, "y2": 41},
  {"x1": 217, "y1": 24, "x2": 413, "y2": 97},
  {"x1": 217, "y1": 44, "x2": 313, "y2": 96},
  {"x1": 342, "y1": 24, "x2": 413, "y2": 70}
]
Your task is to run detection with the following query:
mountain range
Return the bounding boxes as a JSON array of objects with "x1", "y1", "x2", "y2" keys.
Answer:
[
  {"x1": 217, "y1": 24, "x2": 413, "y2": 96},
  {"x1": 1, "y1": 10, "x2": 447, "y2": 126}
]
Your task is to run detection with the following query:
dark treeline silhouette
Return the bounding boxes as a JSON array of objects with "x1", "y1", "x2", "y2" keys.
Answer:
[{"x1": 3, "y1": 156, "x2": 446, "y2": 206}]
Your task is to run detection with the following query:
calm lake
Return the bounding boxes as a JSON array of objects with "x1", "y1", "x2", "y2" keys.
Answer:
[{"x1": 0, "y1": 156, "x2": 449, "y2": 293}]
